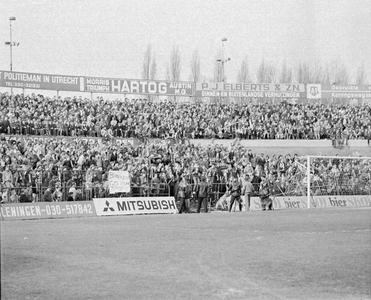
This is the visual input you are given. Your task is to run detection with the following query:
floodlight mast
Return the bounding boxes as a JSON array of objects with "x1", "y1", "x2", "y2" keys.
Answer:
[
  {"x1": 217, "y1": 38, "x2": 231, "y2": 83},
  {"x1": 221, "y1": 38, "x2": 227, "y2": 83},
  {"x1": 216, "y1": 38, "x2": 230, "y2": 101},
  {"x1": 5, "y1": 17, "x2": 18, "y2": 72},
  {"x1": 5, "y1": 17, "x2": 19, "y2": 94}
]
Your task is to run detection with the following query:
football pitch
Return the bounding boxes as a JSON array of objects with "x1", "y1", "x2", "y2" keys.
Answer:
[{"x1": 1, "y1": 208, "x2": 370, "y2": 300}]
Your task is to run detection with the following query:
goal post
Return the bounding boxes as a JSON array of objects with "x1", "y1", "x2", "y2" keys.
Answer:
[{"x1": 306, "y1": 155, "x2": 371, "y2": 208}]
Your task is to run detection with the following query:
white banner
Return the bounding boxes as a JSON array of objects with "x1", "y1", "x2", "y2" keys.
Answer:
[
  {"x1": 249, "y1": 197, "x2": 286, "y2": 211},
  {"x1": 93, "y1": 197, "x2": 178, "y2": 216},
  {"x1": 249, "y1": 195, "x2": 371, "y2": 210},
  {"x1": 108, "y1": 171, "x2": 130, "y2": 194},
  {"x1": 312, "y1": 195, "x2": 371, "y2": 208}
]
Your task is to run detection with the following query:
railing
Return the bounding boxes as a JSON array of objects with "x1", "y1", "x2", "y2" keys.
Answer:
[
  {"x1": 1, "y1": 176, "x2": 369, "y2": 204},
  {"x1": 1, "y1": 182, "x2": 232, "y2": 204},
  {"x1": 0, "y1": 182, "x2": 172, "y2": 203}
]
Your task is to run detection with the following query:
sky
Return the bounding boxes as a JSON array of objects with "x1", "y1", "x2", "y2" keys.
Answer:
[{"x1": 1, "y1": 0, "x2": 370, "y2": 85}]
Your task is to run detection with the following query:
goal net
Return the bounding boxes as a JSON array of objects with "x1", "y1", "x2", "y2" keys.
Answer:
[{"x1": 306, "y1": 156, "x2": 371, "y2": 207}]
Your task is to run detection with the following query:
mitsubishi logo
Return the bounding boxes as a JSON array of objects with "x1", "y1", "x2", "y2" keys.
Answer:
[
  {"x1": 310, "y1": 86, "x2": 319, "y2": 96},
  {"x1": 103, "y1": 200, "x2": 115, "y2": 212}
]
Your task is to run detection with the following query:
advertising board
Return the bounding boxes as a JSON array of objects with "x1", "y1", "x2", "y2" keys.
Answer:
[
  {"x1": 321, "y1": 84, "x2": 371, "y2": 99},
  {"x1": 85, "y1": 77, "x2": 194, "y2": 96},
  {"x1": 0, "y1": 70, "x2": 83, "y2": 91},
  {"x1": 249, "y1": 197, "x2": 286, "y2": 211},
  {"x1": 312, "y1": 195, "x2": 371, "y2": 208},
  {"x1": 306, "y1": 84, "x2": 322, "y2": 99},
  {"x1": 93, "y1": 197, "x2": 178, "y2": 216},
  {"x1": 0, "y1": 201, "x2": 96, "y2": 221},
  {"x1": 195, "y1": 82, "x2": 306, "y2": 98},
  {"x1": 3, "y1": 135, "x2": 136, "y2": 147},
  {"x1": 249, "y1": 195, "x2": 371, "y2": 210}
]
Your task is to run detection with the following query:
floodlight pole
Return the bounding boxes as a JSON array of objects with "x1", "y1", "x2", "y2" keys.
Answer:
[
  {"x1": 10, "y1": 18, "x2": 13, "y2": 71},
  {"x1": 221, "y1": 38, "x2": 227, "y2": 84},
  {"x1": 5, "y1": 17, "x2": 18, "y2": 94},
  {"x1": 8, "y1": 17, "x2": 17, "y2": 71},
  {"x1": 216, "y1": 38, "x2": 229, "y2": 103}
]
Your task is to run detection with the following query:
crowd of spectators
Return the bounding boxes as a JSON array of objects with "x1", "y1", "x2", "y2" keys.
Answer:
[
  {"x1": 1, "y1": 133, "x2": 370, "y2": 204},
  {"x1": 1, "y1": 92, "x2": 370, "y2": 142}
]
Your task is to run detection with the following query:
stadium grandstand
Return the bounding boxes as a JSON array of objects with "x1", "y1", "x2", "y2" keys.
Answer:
[{"x1": 0, "y1": 91, "x2": 370, "y2": 205}]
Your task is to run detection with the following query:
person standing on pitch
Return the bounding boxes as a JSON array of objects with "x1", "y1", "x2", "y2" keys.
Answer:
[
  {"x1": 242, "y1": 174, "x2": 254, "y2": 211},
  {"x1": 259, "y1": 177, "x2": 273, "y2": 211},
  {"x1": 177, "y1": 177, "x2": 189, "y2": 214},
  {"x1": 197, "y1": 176, "x2": 209, "y2": 213},
  {"x1": 228, "y1": 177, "x2": 242, "y2": 212}
]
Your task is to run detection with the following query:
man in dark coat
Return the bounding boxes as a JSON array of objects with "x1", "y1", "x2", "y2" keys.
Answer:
[
  {"x1": 177, "y1": 177, "x2": 189, "y2": 214},
  {"x1": 228, "y1": 177, "x2": 242, "y2": 212},
  {"x1": 259, "y1": 177, "x2": 273, "y2": 211},
  {"x1": 197, "y1": 176, "x2": 209, "y2": 213}
]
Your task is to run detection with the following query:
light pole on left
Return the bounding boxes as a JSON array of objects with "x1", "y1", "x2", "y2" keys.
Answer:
[
  {"x1": 5, "y1": 17, "x2": 19, "y2": 71},
  {"x1": 5, "y1": 17, "x2": 19, "y2": 94}
]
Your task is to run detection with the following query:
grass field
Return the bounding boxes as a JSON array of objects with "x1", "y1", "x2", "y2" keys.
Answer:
[{"x1": 1, "y1": 208, "x2": 370, "y2": 300}]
